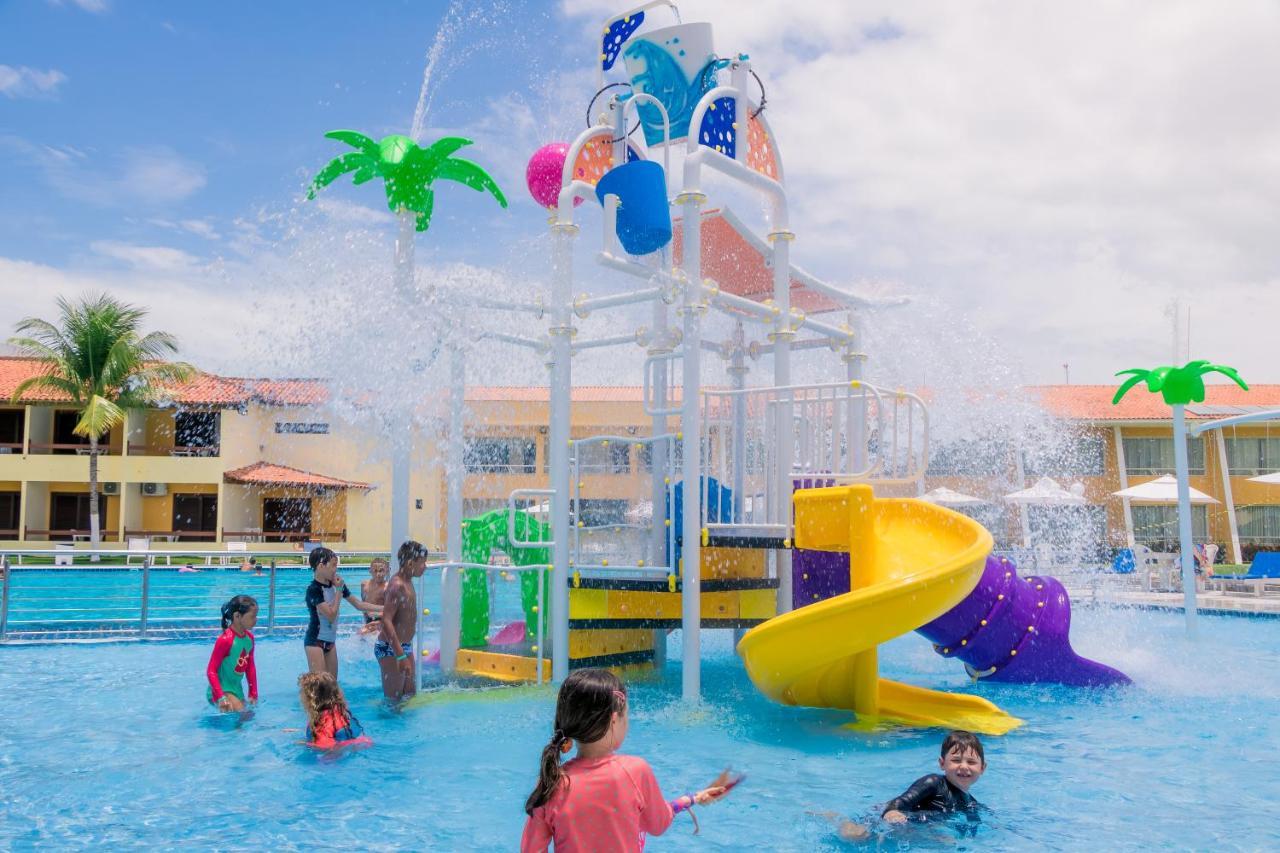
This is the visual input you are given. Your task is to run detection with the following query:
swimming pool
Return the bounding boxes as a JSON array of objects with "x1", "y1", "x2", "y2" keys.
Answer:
[{"x1": 2, "y1": 606, "x2": 1277, "y2": 850}]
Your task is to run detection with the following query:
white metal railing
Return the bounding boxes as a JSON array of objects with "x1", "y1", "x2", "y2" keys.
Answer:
[
  {"x1": 700, "y1": 380, "x2": 929, "y2": 532},
  {"x1": 643, "y1": 352, "x2": 683, "y2": 416},
  {"x1": 507, "y1": 489, "x2": 555, "y2": 550}
]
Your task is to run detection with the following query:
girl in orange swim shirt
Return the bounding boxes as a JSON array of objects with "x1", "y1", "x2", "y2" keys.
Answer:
[{"x1": 297, "y1": 672, "x2": 370, "y2": 749}]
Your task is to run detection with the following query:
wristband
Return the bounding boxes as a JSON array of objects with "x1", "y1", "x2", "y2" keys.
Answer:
[
  {"x1": 395, "y1": 653, "x2": 409, "y2": 661},
  {"x1": 671, "y1": 793, "x2": 695, "y2": 814}
]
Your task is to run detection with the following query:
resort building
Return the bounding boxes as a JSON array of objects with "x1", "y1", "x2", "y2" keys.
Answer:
[{"x1": 2, "y1": 355, "x2": 1277, "y2": 560}]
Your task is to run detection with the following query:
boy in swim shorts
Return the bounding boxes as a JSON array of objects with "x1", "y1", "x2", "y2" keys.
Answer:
[{"x1": 376, "y1": 540, "x2": 430, "y2": 704}]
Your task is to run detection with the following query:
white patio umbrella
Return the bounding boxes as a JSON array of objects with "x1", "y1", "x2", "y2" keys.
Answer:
[
  {"x1": 1112, "y1": 475, "x2": 1220, "y2": 505},
  {"x1": 1004, "y1": 477, "x2": 1086, "y2": 548},
  {"x1": 1248, "y1": 472, "x2": 1280, "y2": 485},
  {"x1": 920, "y1": 487, "x2": 986, "y2": 507}
]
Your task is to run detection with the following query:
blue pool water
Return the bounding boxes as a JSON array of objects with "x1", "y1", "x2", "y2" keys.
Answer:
[{"x1": 2, "y1": 605, "x2": 1278, "y2": 850}]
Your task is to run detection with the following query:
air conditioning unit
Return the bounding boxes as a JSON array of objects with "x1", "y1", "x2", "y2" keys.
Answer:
[
  {"x1": 101, "y1": 482, "x2": 120, "y2": 496},
  {"x1": 141, "y1": 482, "x2": 168, "y2": 497}
]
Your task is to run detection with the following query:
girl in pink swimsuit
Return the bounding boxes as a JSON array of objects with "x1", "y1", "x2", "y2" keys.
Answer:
[{"x1": 521, "y1": 669, "x2": 737, "y2": 852}]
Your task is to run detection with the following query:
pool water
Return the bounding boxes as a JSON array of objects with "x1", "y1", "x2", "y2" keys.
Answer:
[{"x1": 2, "y1": 606, "x2": 1278, "y2": 850}]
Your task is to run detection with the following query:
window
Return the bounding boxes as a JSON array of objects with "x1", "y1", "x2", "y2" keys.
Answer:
[
  {"x1": 1225, "y1": 437, "x2": 1280, "y2": 476},
  {"x1": 172, "y1": 494, "x2": 217, "y2": 532},
  {"x1": 53, "y1": 410, "x2": 89, "y2": 453},
  {"x1": 576, "y1": 499, "x2": 628, "y2": 527},
  {"x1": 1023, "y1": 435, "x2": 1106, "y2": 477},
  {"x1": 575, "y1": 441, "x2": 631, "y2": 474},
  {"x1": 1130, "y1": 504, "x2": 1208, "y2": 547},
  {"x1": 175, "y1": 411, "x2": 220, "y2": 450},
  {"x1": 49, "y1": 492, "x2": 105, "y2": 536},
  {"x1": 465, "y1": 438, "x2": 537, "y2": 473},
  {"x1": 1236, "y1": 505, "x2": 1280, "y2": 544},
  {"x1": 274, "y1": 422, "x2": 329, "y2": 435},
  {"x1": 927, "y1": 438, "x2": 1011, "y2": 476},
  {"x1": 0, "y1": 492, "x2": 19, "y2": 533},
  {"x1": 0, "y1": 410, "x2": 22, "y2": 447},
  {"x1": 263, "y1": 498, "x2": 311, "y2": 540},
  {"x1": 1122, "y1": 437, "x2": 1205, "y2": 475}
]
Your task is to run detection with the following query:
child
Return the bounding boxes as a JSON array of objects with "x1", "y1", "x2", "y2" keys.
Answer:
[
  {"x1": 304, "y1": 546, "x2": 381, "y2": 677},
  {"x1": 837, "y1": 730, "x2": 986, "y2": 842},
  {"x1": 206, "y1": 595, "x2": 258, "y2": 712},
  {"x1": 521, "y1": 669, "x2": 736, "y2": 852},
  {"x1": 359, "y1": 557, "x2": 390, "y2": 635},
  {"x1": 297, "y1": 671, "x2": 371, "y2": 749}
]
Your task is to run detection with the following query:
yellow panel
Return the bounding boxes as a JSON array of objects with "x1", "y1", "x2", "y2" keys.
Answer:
[
  {"x1": 699, "y1": 591, "x2": 739, "y2": 619},
  {"x1": 701, "y1": 547, "x2": 765, "y2": 579},
  {"x1": 738, "y1": 588, "x2": 778, "y2": 620},
  {"x1": 606, "y1": 590, "x2": 681, "y2": 620},
  {"x1": 568, "y1": 588, "x2": 608, "y2": 619},
  {"x1": 455, "y1": 649, "x2": 551, "y2": 683},
  {"x1": 569, "y1": 628, "x2": 653, "y2": 659}
]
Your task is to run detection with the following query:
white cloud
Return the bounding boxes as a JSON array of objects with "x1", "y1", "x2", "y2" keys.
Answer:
[
  {"x1": 0, "y1": 65, "x2": 67, "y2": 99},
  {"x1": 2, "y1": 137, "x2": 207, "y2": 207},
  {"x1": 89, "y1": 240, "x2": 201, "y2": 273},
  {"x1": 46, "y1": 0, "x2": 108, "y2": 12},
  {"x1": 560, "y1": 0, "x2": 1280, "y2": 383},
  {"x1": 148, "y1": 218, "x2": 221, "y2": 240}
]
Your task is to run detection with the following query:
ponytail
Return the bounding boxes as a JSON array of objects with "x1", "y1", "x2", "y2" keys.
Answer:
[
  {"x1": 220, "y1": 594, "x2": 258, "y2": 629},
  {"x1": 524, "y1": 669, "x2": 626, "y2": 815}
]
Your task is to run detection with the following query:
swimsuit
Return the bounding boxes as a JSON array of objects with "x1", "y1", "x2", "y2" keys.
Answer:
[
  {"x1": 206, "y1": 627, "x2": 257, "y2": 705},
  {"x1": 307, "y1": 707, "x2": 370, "y2": 749},
  {"x1": 304, "y1": 579, "x2": 352, "y2": 648},
  {"x1": 374, "y1": 640, "x2": 412, "y2": 660},
  {"x1": 881, "y1": 774, "x2": 981, "y2": 819}
]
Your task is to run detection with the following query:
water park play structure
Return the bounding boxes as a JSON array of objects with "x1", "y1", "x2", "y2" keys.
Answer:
[{"x1": 308, "y1": 2, "x2": 1130, "y2": 733}]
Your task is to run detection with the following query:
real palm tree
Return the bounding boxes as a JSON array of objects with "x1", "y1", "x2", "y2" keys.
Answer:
[
  {"x1": 307, "y1": 131, "x2": 508, "y2": 231},
  {"x1": 9, "y1": 295, "x2": 193, "y2": 557}
]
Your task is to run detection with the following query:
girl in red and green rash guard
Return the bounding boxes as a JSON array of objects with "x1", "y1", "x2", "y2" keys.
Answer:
[{"x1": 206, "y1": 595, "x2": 259, "y2": 711}]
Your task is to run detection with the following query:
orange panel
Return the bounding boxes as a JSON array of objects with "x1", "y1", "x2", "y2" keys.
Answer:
[
  {"x1": 571, "y1": 135, "x2": 615, "y2": 187},
  {"x1": 746, "y1": 116, "x2": 779, "y2": 181}
]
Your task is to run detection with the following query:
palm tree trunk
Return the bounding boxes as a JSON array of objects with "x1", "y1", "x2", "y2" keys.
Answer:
[{"x1": 89, "y1": 434, "x2": 101, "y2": 563}]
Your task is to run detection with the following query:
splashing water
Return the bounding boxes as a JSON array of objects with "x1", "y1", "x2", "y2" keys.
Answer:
[{"x1": 410, "y1": 0, "x2": 514, "y2": 141}]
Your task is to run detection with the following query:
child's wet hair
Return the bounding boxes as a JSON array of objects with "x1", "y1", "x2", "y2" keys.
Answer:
[
  {"x1": 220, "y1": 594, "x2": 257, "y2": 629},
  {"x1": 397, "y1": 540, "x2": 428, "y2": 568},
  {"x1": 524, "y1": 668, "x2": 627, "y2": 815},
  {"x1": 942, "y1": 730, "x2": 985, "y2": 765},
  {"x1": 297, "y1": 671, "x2": 357, "y2": 731},
  {"x1": 308, "y1": 547, "x2": 337, "y2": 571}
]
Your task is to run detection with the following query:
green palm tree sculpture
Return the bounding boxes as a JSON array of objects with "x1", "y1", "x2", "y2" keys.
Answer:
[
  {"x1": 307, "y1": 131, "x2": 508, "y2": 231},
  {"x1": 1112, "y1": 358, "x2": 1248, "y2": 636},
  {"x1": 9, "y1": 295, "x2": 193, "y2": 556},
  {"x1": 1111, "y1": 360, "x2": 1248, "y2": 405}
]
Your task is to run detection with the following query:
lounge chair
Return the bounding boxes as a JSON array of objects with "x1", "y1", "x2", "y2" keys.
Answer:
[
  {"x1": 125, "y1": 537, "x2": 171, "y2": 567},
  {"x1": 1210, "y1": 552, "x2": 1280, "y2": 597},
  {"x1": 206, "y1": 541, "x2": 248, "y2": 567}
]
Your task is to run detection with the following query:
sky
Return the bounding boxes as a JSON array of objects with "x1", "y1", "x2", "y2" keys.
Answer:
[{"x1": 2, "y1": 0, "x2": 1278, "y2": 389}]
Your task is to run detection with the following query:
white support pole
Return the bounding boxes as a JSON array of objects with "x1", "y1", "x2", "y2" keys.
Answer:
[
  {"x1": 1172, "y1": 405, "x2": 1198, "y2": 636},
  {"x1": 650, "y1": 289, "x2": 670, "y2": 670},
  {"x1": 771, "y1": 227, "x2": 795, "y2": 615},
  {"x1": 1213, "y1": 429, "x2": 1242, "y2": 564},
  {"x1": 391, "y1": 210, "x2": 416, "y2": 554},
  {"x1": 548, "y1": 208, "x2": 578, "y2": 683},
  {"x1": 678, "y1": 189, "x2": 705, "y2": 701},
  {"x1": 847, "y1": 311, "x2": 867, "y2": 473},
  {"x1": 730, "y1": 321, "x2": 748, "y2": 522},
  {"x1": 1113, "y1": 425, "x2": 1135, "y2": 547},
  {"x1": 439, "y1": 345, "x2": 466, "y2": 674},
  {"x1": 1014, "y1": 443, "x2": 1031, "y2": 548}
]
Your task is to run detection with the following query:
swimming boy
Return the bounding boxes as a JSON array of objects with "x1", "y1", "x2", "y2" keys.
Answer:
[
  {"x1": 375, "y1": 540, "x2": 430, "y2": 703},
  {"x1": 838, "y1": 730, "x2": 986, "y2": 842}
]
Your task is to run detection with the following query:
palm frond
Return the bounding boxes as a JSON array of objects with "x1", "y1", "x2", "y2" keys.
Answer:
[
  {"x1": 9, "y1": 318, "x2": 71, "y2": 356},
  {"x1": 411, "y1": 136, "x2": 473, "y2": 178},
  {"x1": 413, "y1": 189, "x2": 436, "y2": 232},
  {"x1": 1111, "y1": 370, "x2": 1149, "y2": 405},
  {"x1": 74, "y1": 394, "x2": 126, "y2": 440},
  {"x1": 307, "y1": 151, "x2": 373, "y2": 200},
  {"x1": 1203, "y1": 364, "x2": 1249, "y2": 391},
  {"x1": 434, "y1": 157, "x2": 509, "y2": 208},
  {"x1": 323, "y1": 130, "x2": 379, "y2": 158}
]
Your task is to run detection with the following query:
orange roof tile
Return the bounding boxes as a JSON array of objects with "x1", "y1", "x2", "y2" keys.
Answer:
[
  {"x1": 465, "y1": 385, "x2": 659, "y2": 403},
  {"x1": 1031, "y1": 384, "x2": 1280, "y2": 421},
  {"x1": 248, "y1": 379, "x2": 329, "y2": 406},
  {"x1": 223, "y1": 462, "x2": 371, "y2": 490}
]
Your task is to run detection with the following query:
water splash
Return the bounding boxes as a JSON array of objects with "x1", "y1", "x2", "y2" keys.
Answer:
[{"x1": 410, "y1": 0, "x2": 514, "y2": 141}]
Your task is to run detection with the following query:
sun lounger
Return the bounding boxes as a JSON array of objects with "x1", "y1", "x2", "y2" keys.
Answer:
[{"x1": 1208, "y1": 552, "x2": 1280, "y2": 597}]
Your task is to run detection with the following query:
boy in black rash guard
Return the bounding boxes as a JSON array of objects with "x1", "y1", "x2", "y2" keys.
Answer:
[{"x1": 837, "y1": 730, "x2": 986, "y2": 842}]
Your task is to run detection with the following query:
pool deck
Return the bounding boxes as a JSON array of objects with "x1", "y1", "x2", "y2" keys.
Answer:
[{"x1": 1064, "y1": 584, "x2": 1280, "y2": 616}]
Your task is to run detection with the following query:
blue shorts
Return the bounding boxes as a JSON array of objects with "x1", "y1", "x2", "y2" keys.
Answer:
[{"x1": 374, "y1": 640, "x2": 412, "y2": 660}]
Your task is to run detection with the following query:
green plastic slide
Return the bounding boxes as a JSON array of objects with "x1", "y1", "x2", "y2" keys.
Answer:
[{"x1": 458, "y1": 509, "x2": 551, "y2": 648}]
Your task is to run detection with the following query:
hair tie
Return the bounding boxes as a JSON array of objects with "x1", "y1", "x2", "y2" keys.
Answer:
[{"x1": 559, "y1": 738, "x2": 574, "y2": 754}]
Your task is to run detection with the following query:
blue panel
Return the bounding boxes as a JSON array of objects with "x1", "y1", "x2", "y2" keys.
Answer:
[
  {"x1": 602, "y1": 11, "x2": 645, "y2": 71},
  {"x1": 698, "y1": 96, "x2": 736, "y2": 158}
]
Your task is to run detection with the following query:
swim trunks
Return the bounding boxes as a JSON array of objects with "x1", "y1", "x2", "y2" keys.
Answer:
[
  {"x1": 374, "y1": 640, "x2": 412, "y2": 660},
  {"x1": 304, "y1": 639, "x2": 335, "y2": 652}
]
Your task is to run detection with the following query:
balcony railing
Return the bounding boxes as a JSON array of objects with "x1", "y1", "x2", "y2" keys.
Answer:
[
  {"x1": 122, "y1": 528, "x2": 218, "y2": 542},
  {"x1": 27, "y1": 443, "x2": 121, "y2": 456},
  {"x1": 126, "y1": 444, "x2": 221, "y2": 458},
  {"x1": 222, "y1": 529, "x2": 347, "y2": 543},
  {"x1": 22, "y1": 528, "x2": 121, "y2": 542},
  {"x1": 0, "y1": 443, "x2": 22, "y2": 454}
]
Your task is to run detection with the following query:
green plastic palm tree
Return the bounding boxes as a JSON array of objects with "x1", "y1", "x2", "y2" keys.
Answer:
[
  {"x1": 9, "y1": 295, "x2": 193, "y2": 555},
  {"x1": 1112, "y1": 360, "x2": 1248, "y2": 405},
  {"x1": 307, "y1": 131, "x2": 508, "y2": 231},
  {"x1": 1112, "y1": 358, "x2": 1248, "y2": 636}
]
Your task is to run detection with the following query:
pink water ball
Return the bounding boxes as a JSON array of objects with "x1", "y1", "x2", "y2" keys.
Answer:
[{"x1": 526, "y1": 142, "x2": 574, "y2": 208}]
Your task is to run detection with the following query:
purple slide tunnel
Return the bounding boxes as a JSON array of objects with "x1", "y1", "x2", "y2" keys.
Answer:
[{"x1": 792, "y1": 551, "x2": 1130, "y2": 687}]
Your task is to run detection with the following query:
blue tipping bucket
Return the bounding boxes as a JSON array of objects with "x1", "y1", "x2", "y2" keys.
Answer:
[{"x1": 595, "y1": 160, "x2": 672, "y2": 256}]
